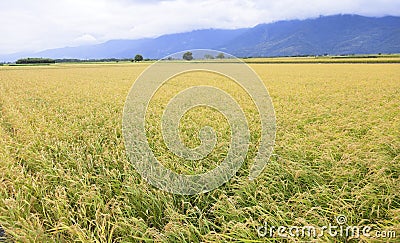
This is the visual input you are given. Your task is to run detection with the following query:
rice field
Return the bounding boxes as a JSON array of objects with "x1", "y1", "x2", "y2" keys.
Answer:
[{"x1": 0, "y1": 61, "x2": 399, "y2": 242}]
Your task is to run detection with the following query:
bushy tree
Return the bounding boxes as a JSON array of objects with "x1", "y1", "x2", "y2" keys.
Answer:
[
  {"x1": 134, "y1": 54, "x2": 144, "y2": 62},
  {"x1": 216, "y1": 53, "x2": 225, "y2": 59},
  {"x1": 183, "y1": 52, "x2": 193, "y2": 61}
]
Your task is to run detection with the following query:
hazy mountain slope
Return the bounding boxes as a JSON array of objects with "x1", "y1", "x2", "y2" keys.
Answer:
[
  {"x1": 224, "y1": 15, "x2": 400, "y2": 56},
  {"x1": 25, "y1": 29, "x2": 247, "y2": 60}
]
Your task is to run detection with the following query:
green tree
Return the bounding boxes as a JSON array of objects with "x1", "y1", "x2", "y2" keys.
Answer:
[
  {"x1": 16, "y1": 58, "x2": 55, "y2": 64},
  {"x1": 134, "y1": 54, "x2": 143, "y2": 62},
  {"x1": 183, "y1": 51, "x2": 193, "y2": 61},
  {"x1": 216, "y1": 53, "x2": 225, "y2": 59},
  {"x1": 204, "y1": 54, "x2": 214, "y2": 59}
]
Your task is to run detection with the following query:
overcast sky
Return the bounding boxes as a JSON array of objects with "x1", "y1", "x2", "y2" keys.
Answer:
[{"x1": 1, "y1": 0, "x2": 399, "y2": 55}]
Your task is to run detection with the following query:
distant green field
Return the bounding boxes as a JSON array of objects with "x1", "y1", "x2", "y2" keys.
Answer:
[
  {"x1": 244, "y1": 54, "x2": 400, "y2": 63},
  {"x1": 0, "y1": 62, "x2": 399, "y2": 241}
]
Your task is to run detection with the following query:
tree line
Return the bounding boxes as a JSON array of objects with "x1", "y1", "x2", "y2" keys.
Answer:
[
  {"x1": 182, "y1": 52, "x2": 225, "y2": 60},
  {"x1": 15, "y1": 54, "x2": 147, "y2": 64},
  {"x1": 13, "y1": 52, "x2": 229, "y2": 64},
  {"x1": 16, "y1": 58, "x2": 56, "y2": 64}
]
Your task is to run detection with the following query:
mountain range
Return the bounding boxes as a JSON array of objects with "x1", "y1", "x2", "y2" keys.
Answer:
[{"x1": 1, "y1": 14, "x2": 399, "y2": 62}]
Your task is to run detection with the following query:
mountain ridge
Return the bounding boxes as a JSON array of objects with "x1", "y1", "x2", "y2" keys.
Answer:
[{"x1": 1, "y1": 14, "x2": 399, "y2": 62}]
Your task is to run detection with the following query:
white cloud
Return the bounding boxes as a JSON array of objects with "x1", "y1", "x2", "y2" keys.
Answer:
[
  {"x1": 0, "y1": 0, "x2": 399, "y2": 54},
  {"x1": 72, "y1": 34, "x2": 98, "y2": 46}
]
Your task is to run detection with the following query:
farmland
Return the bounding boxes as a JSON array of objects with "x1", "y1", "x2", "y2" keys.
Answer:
[{"x1": 0, "y1": 61, "x2": 399, "y2": 241}]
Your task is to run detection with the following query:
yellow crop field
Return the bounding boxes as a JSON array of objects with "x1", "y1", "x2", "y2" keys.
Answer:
[{"x1": 0, "y1": 62, "x2": 399, "y2": 241}]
